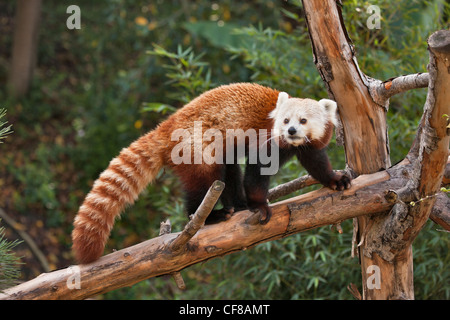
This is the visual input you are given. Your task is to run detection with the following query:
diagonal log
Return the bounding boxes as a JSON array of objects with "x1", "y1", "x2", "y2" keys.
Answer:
[
  {"x1": 268, "y1": 158, "x2": 450, "y2": 231},
  {"x1": 169, "y1": 180, "x2": 224, "y2": 252},
  {"x1": 1, "y1": 163, "x2": 411, "y2": 300}
]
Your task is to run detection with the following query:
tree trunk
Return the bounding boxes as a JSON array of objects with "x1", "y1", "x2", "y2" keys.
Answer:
[
  {"x1": 302, "y1": 0, "x2": 450, "y2": 299},
  {"x1": 302, "y1": 0, "x2": 391, "y2": 173},
  {"x1": 8, "y1": 0, "x2": 42, "y2": 97}
]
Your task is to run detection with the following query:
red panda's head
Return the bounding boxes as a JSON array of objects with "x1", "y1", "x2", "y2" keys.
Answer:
[{"x1": 269, "y1": 92, "x2": 337, "y2": 148}]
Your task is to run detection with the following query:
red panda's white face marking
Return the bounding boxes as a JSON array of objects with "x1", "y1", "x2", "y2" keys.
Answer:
[{"x1": 269, "y1": 92, "x2": 338, "y2": 147}]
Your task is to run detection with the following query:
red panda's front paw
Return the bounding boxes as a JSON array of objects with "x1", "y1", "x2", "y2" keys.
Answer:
[
  {"x1": 328, "y1": 173, "x2": 352, "y2": 191},
  {"x1": 249, "y1": 203, "x2": 272, "y2": 225}
]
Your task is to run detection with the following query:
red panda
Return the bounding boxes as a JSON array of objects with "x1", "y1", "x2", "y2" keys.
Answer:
[{"x1": 72, "y1": 83, "x2": 351, "y2": 264}]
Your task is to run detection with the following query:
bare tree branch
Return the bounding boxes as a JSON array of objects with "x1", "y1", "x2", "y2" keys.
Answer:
[
  {"x1": 303, "y1": 0, "x2": 449, "y2": 300},
  {"x1": 169, "y1": 180, "x2": 224, "y2": 252},
  {"x1": 407, "y1": 29, "x2": 450, "y2": 237},
  {"x1": 159, "y1": 219, "x2": 186, "y2": 290},
  {"x1": 302, "y1": 0, "x2": 390, "y2": 173},
  {"x1": 1, "y1": 165, "x2": 411, "y2": 300},
  {"x1": 268, "y1": 163, "x2": 450, "y2": 232},
  {"x1": 267, "y1": 170, "x2": 348, "y2": 202},
  {"x1": 368, "y1": 73, "x2": 429, "y2": 108},
  {"x1": 268, "y1": 175, "x2": 317, "y2": 202}
]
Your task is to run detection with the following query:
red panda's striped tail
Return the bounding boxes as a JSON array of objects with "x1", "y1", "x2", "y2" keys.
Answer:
[{"x1": 72, "y1": 131, "x2": 164, "y2": 264}]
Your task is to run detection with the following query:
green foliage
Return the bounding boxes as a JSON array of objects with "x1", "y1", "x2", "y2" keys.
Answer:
[
  {"x1": 0, "y1": 222, "x2": 22, "y2": 291},
  {"x1": 413, "y1": 221, "x2": 450, "y2": 299},
  {"x1": 147, "y1": 45, "x2": 213, "y2": 104},
  {"x1": 0, "y1": 112, "x2": 21, "y2": 291},
  {"x1": 0, "y1": 109, "x2": 12, "y2": 143},
  {"x1": 198, "y1": 223, "x2": 360, "y2": 300},
  {"x1": 228, "y1": 25, "x2": 324, "y2": 98},
  {"x1": 140, "y1": 103, "x2": 177, "y2": 116},
  {"x1": 11, "y1": 143, "x2": 62, "y2": 224},
  {"x1": 183, "y1": 21, "x2": 246, "y2": 50}
]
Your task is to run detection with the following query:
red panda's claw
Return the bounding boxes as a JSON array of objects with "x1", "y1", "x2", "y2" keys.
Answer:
[{"x1": 249, "y1": 204, "x2": 272, "y2": 225}]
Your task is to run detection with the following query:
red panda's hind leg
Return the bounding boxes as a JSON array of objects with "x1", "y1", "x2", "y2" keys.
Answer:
[
  {"x1": 221, "y1": 164, "x2": 247, "y2": 211},
  {"x1": 174, "y1": 164, "x2": 230, "y2": 224},
  {"x1": 244, "y1": 162, "x2": 272, "y2": 225},
  {"x1": 203, "y1": 163, "x2": 249, "y2": 224}
]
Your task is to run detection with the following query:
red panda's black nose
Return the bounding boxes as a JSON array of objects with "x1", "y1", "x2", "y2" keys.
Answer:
[{"x1": 288, "y1": 127, "x2": 297, "y2": 135}]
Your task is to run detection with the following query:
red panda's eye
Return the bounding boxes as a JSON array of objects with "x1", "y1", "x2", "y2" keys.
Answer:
[
  {"x1": 300, "y1": 118, "x2": 307, "y2": 124},
  {"x1": 283, "y1": 118, "x2": 289, "y2": 124}
]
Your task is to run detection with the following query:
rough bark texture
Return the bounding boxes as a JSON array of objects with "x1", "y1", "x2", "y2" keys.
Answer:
[
  {"x1": 302, "y1": 0, "x2": 390, "y2": 173},
  {"x1": 368, "y1": 73, "x2": 429, "y2": 108},
  {"x1": 303, "y1": 0, "x2": 449, "y2": 300},
  {"x1": 430, "y1": 193, "x2": 450, "y2": 231}
]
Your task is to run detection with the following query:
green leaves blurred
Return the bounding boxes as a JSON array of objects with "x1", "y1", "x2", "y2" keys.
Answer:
[{"x1": 147, "y1": 45, "x2": 213, "y2": 103}]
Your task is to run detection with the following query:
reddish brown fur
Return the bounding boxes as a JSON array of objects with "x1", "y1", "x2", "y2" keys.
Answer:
[
  {"x1": 309, "y1": 122, "x2": 334, "y2": 150},
  {"x1": 71, "y1": 83, "x2": 345, "y2": 263},
  {"x1": 71, "y1": 83, "x2": 344, "y2": 263},
  {"x1": 72, "y1": 83, "x2": 281, "y2": 263}
]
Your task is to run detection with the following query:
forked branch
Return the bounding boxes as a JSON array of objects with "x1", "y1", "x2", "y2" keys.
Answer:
[{"x1": 368, "y1": 73, "x2": 430, "y2": 107}]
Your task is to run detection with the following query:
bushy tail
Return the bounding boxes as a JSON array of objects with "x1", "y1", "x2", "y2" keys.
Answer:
[{"x1": 72, "y1": 131, "x2": 164, "y2": 264}]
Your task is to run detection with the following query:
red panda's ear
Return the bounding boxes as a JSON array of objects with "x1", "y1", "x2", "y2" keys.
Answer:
[
  {"x1": 270, "y1": 92, "x2": 289, "y2": 119},
  {"x1": 318, "y1": 99, "x2": 337, "y2": 113},
  {"x1": 318, "y1": 99, "x2": 338, "y2": 125},
  {"x1": 277, "y1": 92, "x2": 289, "y2": 108}
]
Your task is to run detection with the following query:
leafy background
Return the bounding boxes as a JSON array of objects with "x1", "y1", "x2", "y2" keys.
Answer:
[{"x1": 0, "y1": 0, "x2": 448, "y2": 299}]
